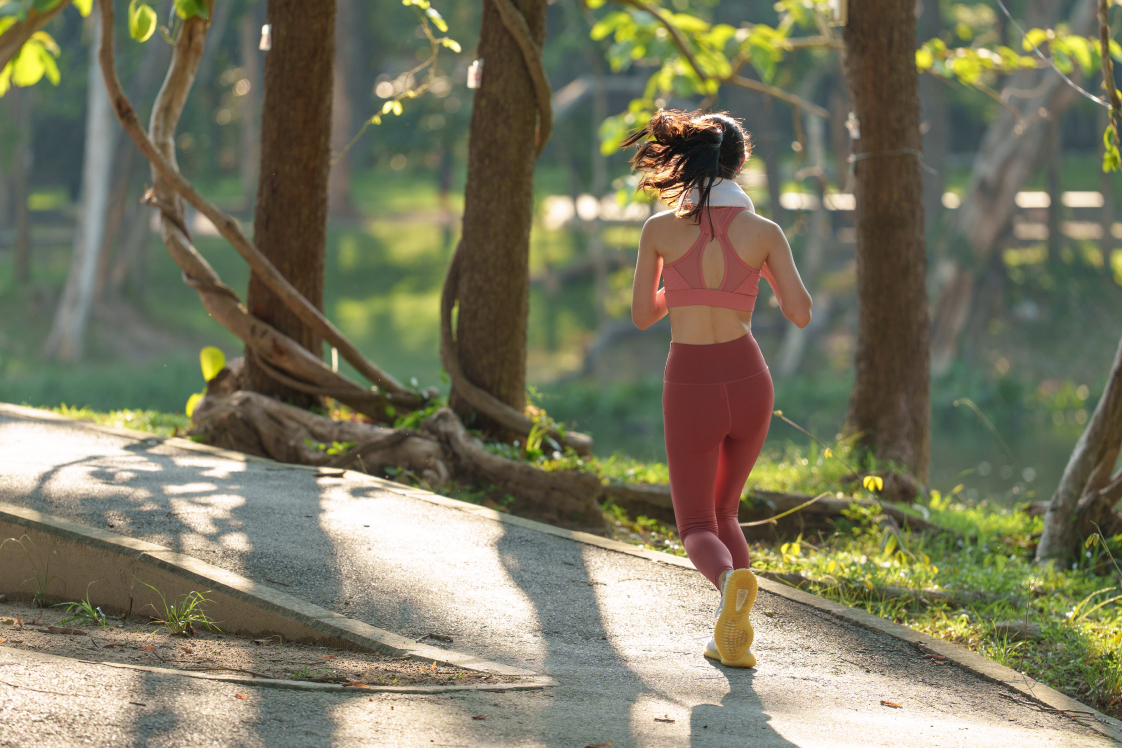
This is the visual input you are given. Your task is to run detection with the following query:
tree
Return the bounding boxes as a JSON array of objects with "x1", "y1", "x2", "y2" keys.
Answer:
[
  {"x1": 41, "y1": 10, "x2": 116, "y2": 361},
  {"x1": 444, "y1": 0, "x2": 549, "y2": 438},
  {"x1": 841, "y1": 0, "x2": 930, "y2": 485},
  {"x1": 243, "y1": 0, "x2": 336, "y2": 406}
]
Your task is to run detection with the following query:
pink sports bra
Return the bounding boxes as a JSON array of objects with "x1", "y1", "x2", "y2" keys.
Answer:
[{"x1": 661, "y1": 206, "x2": 761, "y2": 312}]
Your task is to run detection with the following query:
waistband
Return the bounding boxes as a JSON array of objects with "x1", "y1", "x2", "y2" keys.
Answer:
[{"x1": 663, "y1": 333, "x2": 768, "y2": 385}]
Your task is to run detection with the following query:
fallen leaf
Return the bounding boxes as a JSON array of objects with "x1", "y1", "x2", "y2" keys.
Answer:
[
  {"x1": 0, "y1": 638, "x2": 5, "y2": 644},
  {"x1": 129, "y1": 701, "x2": 147, "y2": 707},
  {"x1": 47, "y1": 626, "x2": 87, "y2": 636},
  {"x1": 322, "y1": 655, "x2": 336, "y2": 659},
  {"x1": 430, "y1": 660, "x2": 437, "y2": 671},
  {"x1": 471, "y1": 715, "x2": 486, "y2": 720},
  {"x1": 139, "y1": 646, "x2": 156, "y2": 651},
  {"x1": 180, "y1": 647, "x2": 194, "y2": 654},
  {"x1": 344, "y1": 682, "x2": 370, "y2": 689},
  {"x1": 584, "y1": 744, "x2": 613, "y2": 747},
  {"x1": 880, "y1": 701, "x2": 903, "y2": 708},
  {"x1": 654, "y1": 717, "x2": 675, "y2": 723},
  {"x1": 235, "y1": 694, "x2": 248, "y2": 700}
]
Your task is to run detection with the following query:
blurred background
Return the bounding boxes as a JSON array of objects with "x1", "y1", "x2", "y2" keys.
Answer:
[{"x1": 1, "y1": 0, "x2": 1120, "y2": 507}]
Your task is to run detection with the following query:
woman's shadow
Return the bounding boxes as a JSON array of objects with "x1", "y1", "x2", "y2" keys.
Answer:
[{"x1": 690, "y1": 662, "x2": 799, "y2": 747}]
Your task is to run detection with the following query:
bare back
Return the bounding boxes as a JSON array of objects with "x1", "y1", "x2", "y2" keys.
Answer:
[{"x1": 632, "y1": 208, "x2": 812, "y2": 344}]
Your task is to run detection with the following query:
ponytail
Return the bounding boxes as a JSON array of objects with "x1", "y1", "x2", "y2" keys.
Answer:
[{"x1": 622, "y1": 109, "x2": 751, "y2": 222}]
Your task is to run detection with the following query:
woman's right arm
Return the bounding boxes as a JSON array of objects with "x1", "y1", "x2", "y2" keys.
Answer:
[
  {"x1": 632, "y1": 218, "x2": 667, "y2": 330},
  {"x1": 760, "y1": 223, "x2": 812, "y2": 329}
]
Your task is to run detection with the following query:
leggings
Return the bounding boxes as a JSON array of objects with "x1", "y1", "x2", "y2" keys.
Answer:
[{"x1": 662, "y1": 333, "x2": 774, "y2": 590}]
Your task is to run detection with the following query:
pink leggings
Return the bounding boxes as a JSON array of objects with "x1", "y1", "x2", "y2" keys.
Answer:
[{"x1": 663, "y1": 333, "x2": 773, "y2": 590}]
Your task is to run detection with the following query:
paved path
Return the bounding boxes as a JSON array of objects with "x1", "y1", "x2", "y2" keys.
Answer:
[{"x1": 0, "y1": 409, "x2": 1109, "y2": 747}]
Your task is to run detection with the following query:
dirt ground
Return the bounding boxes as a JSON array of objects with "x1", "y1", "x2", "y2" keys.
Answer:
[{"x1": 0, "y1": 598, "x2": 511, "y2": 687}]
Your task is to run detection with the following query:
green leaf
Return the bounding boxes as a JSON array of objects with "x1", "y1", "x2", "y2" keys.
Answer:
[
  {"x1": 72, "y1": 0, "x2": 92, "y2": 16},
  {"x1": 915, "y1": 48, "x2": 934, "y2": 70},
  {"x1": 440, "y1": 38, "x2": 460, "y2": 53},
  {"x1": 424, "y1": 6, "x2": 446, "y2": 32},
  {"x1": 128, "y1": 0, "x2": 156, "y2": 42},
  {"x1": 199, "y1": 346, "x2": 226, "y2": 382},
  {"x1": 185, "y1": 392, "x2": 204, "y2": 418},
  {"x1": 11, "y1": 44, "x2": 45, "y2": 87},
  {"x1": 173, "y1": 0, "x2": 207, "y2": 20}
]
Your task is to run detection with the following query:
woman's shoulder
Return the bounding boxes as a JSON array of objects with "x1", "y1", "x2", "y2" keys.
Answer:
[{"x1": 728, "y1": 208, "x2": 783, "y2": 242}]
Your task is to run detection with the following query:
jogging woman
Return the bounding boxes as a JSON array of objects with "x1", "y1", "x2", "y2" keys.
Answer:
[{"x1": 628, "y1": 110, "x2": 812, "y2": 668}]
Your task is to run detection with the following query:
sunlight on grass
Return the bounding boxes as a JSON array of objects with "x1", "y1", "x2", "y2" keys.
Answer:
[{"x1": 44, "y1": 405, "x2": 190, "y2": 436}]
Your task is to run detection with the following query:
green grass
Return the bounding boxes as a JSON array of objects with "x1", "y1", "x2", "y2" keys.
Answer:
[{"x1": 42, "y1": 404, "x2": 191, "y2": 437}]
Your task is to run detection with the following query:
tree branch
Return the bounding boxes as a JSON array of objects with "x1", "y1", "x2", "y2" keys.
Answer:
[
  {"x1": 94, "y1": 0, "x2": 417, "y2": 402},
  {"x1": 492, "y1": 0, "x2": 553, "y2": 154},
  {"x1": 440, "y1": 240, "x2": 593, "y2": 455},
  {"x1": 0, "y1": 0, "x2": 72, "y2": 70},
  {"x1": 616, "y1": 0, "x2": 829, "y2": 119}
]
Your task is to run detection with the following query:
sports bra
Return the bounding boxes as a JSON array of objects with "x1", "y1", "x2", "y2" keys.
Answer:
[{"x1": 661, "y1": 206, "x2": 761, "y2": 312}]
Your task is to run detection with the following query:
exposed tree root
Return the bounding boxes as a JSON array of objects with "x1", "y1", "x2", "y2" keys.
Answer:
[
  {"x1": 601, "y1": 483, "x2": 953, "y2": 541},
  {"x1": 189, "y1": 384, "x2": 605, "y2": 533}
]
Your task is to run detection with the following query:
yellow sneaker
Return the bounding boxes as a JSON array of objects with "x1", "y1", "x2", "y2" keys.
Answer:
[
  {"x1": 703, "y1": 637, "x2": 720, "y2": 660},
  {"x1": 714, "y1": 568, "x2": 758, "y2": 668}
]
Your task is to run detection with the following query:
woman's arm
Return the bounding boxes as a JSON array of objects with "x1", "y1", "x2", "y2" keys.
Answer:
[
  {"x1": 760, "y1": 222, "x2": 812, "y2": 328},
  {"x1": 632, "y1": 220, "x2": 667, "y2": 330}
]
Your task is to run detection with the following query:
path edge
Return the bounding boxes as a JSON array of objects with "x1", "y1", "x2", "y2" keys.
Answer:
[{"x1": 2, "y1": 403, "x2": 1117, "y2": 740}]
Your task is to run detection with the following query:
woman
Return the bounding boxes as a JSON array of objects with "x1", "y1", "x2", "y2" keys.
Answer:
[{"x1": 628, "y1": 110, "x2": 812, "y2": 668}]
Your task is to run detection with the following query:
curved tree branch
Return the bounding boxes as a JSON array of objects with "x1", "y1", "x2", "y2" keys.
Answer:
[
  {"x1": 440, "y1": 240, "x2": 592, "y2": 455},
  {"x1": 95, "y1": 0, "x2": 420, "y2": 418},
  {"x1": 0, "y1": 0, "x2": 73, "y2": 70},
  {"x1": 492, "y1": 0, "x2": 553, "y2": 154},
  {"x1": 617, "y1": 0, "x2": 829, "y2": 119},
  {"x1": 95, "y1": 0, "x2": 416, "y2": 402}
]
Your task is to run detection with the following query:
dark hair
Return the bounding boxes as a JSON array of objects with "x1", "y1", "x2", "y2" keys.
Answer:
[{"x1": 622, "y1": 109, "x2": 751, "y2": 222}]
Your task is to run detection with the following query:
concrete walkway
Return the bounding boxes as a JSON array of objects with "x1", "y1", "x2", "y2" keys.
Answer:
[{"x1": 0, "y1": 407, "x2": 1112, "y2": 747}]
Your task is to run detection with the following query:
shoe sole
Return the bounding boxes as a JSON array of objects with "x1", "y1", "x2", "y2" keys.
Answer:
[{"x1": 715, "y1": 569, "x2": 757, "y2": 667}]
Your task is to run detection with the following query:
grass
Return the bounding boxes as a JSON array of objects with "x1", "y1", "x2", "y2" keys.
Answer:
[
  {"x1": 55, "y1": 582, "x2": 108, "y2": 627},
  {"x1": 0, "y1": 535, "x2": 54, "y2": 608},
  {"x1": 42, "y1": 404, "x2": 192, "y2": 437},
  {"x1": 139, "y1": 581, "x2": 220, "y2": 637}
]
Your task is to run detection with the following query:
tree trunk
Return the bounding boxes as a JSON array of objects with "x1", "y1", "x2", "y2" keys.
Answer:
[
  {"x1": 94, "y1": 143, "x2": 137, "y2": 300},
  {"x1": 449, "y1": 0, "x2": 547, "y2": 436},
  {"x1": 930, "y1": 0, "x2": 1095, "y2": 374},
  {"x1": 41, "y1": 13, "x2": 116, "y2": 361},
  {"x1": 239, "y1": 6, "x2": 261, "y2": 212},
  {"x1": 327, "y1": 0, "x2": 355, "y2": 217},
  {"x1": 842, "y1": 0, "x2": 930, "y2": 485},
  {"x1": 244, "y1": 0, "x2": 336, "y2": 405},
  {"x1": 11, "y1": 85, "x2": 32, "y2": 283},
  {"x1": 1037, "y1": 333, "x2": 1122, "y2": 564},
  {"x1": 776, "y1": 108, "x2": 829, "y2": 376}
]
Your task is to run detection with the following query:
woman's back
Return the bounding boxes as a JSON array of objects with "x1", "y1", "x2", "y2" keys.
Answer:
[{"x1": 638, "y1": 205, "x2": 811, "y2": 344}]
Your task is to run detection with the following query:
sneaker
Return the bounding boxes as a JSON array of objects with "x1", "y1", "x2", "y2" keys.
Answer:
[
  {"x1": 703, "y1": 637, "x2": 720, "y2": 660},
  {"x1": 714, "y1": 568, "x2": 758, "y2": 668}
]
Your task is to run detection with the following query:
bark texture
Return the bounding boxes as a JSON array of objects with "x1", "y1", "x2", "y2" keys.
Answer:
[
  {"x1": 42, "y1": 13, "x2": 116, "y2": 361},
  {"x1": 842, "y1": 1, "x2": 930, "y2": 483},
  {"x1": 450, "y1": 0, "x2": 547, "y2": 436},
  {"x1": 245, "y1": 0, "x2": 336, "y2": 404},
  {"x1": 1037, "y1": 333, "x2": 1122, "y2": 563}
]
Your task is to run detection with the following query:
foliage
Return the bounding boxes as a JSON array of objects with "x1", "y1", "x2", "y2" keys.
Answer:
[
  {"x1": 138, "y1": 580, "x2": 220, "y2": 636},
  {"x1": 0, "y1": 534, "x2": 54, "y2": 607},
  {"x1": 185, "y1": 345, "x2": 225, "y2": 419},
  {"x1": 0, "y1": 0, "x2": 90, "y2": 96},
  {"x1": 55, "y1": 581, "x2": 107, "y2": 626},
  {"x1": 588, "y1": 0, "x2": 832, "y2": 155},
  {"x1": 45, "y1": 404, "x2": 191, "y2": 436}
]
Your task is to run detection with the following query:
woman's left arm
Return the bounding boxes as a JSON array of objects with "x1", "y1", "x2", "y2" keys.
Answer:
[{"x1": 632, "y1": 220, "x2": 667, "y2": 330}]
